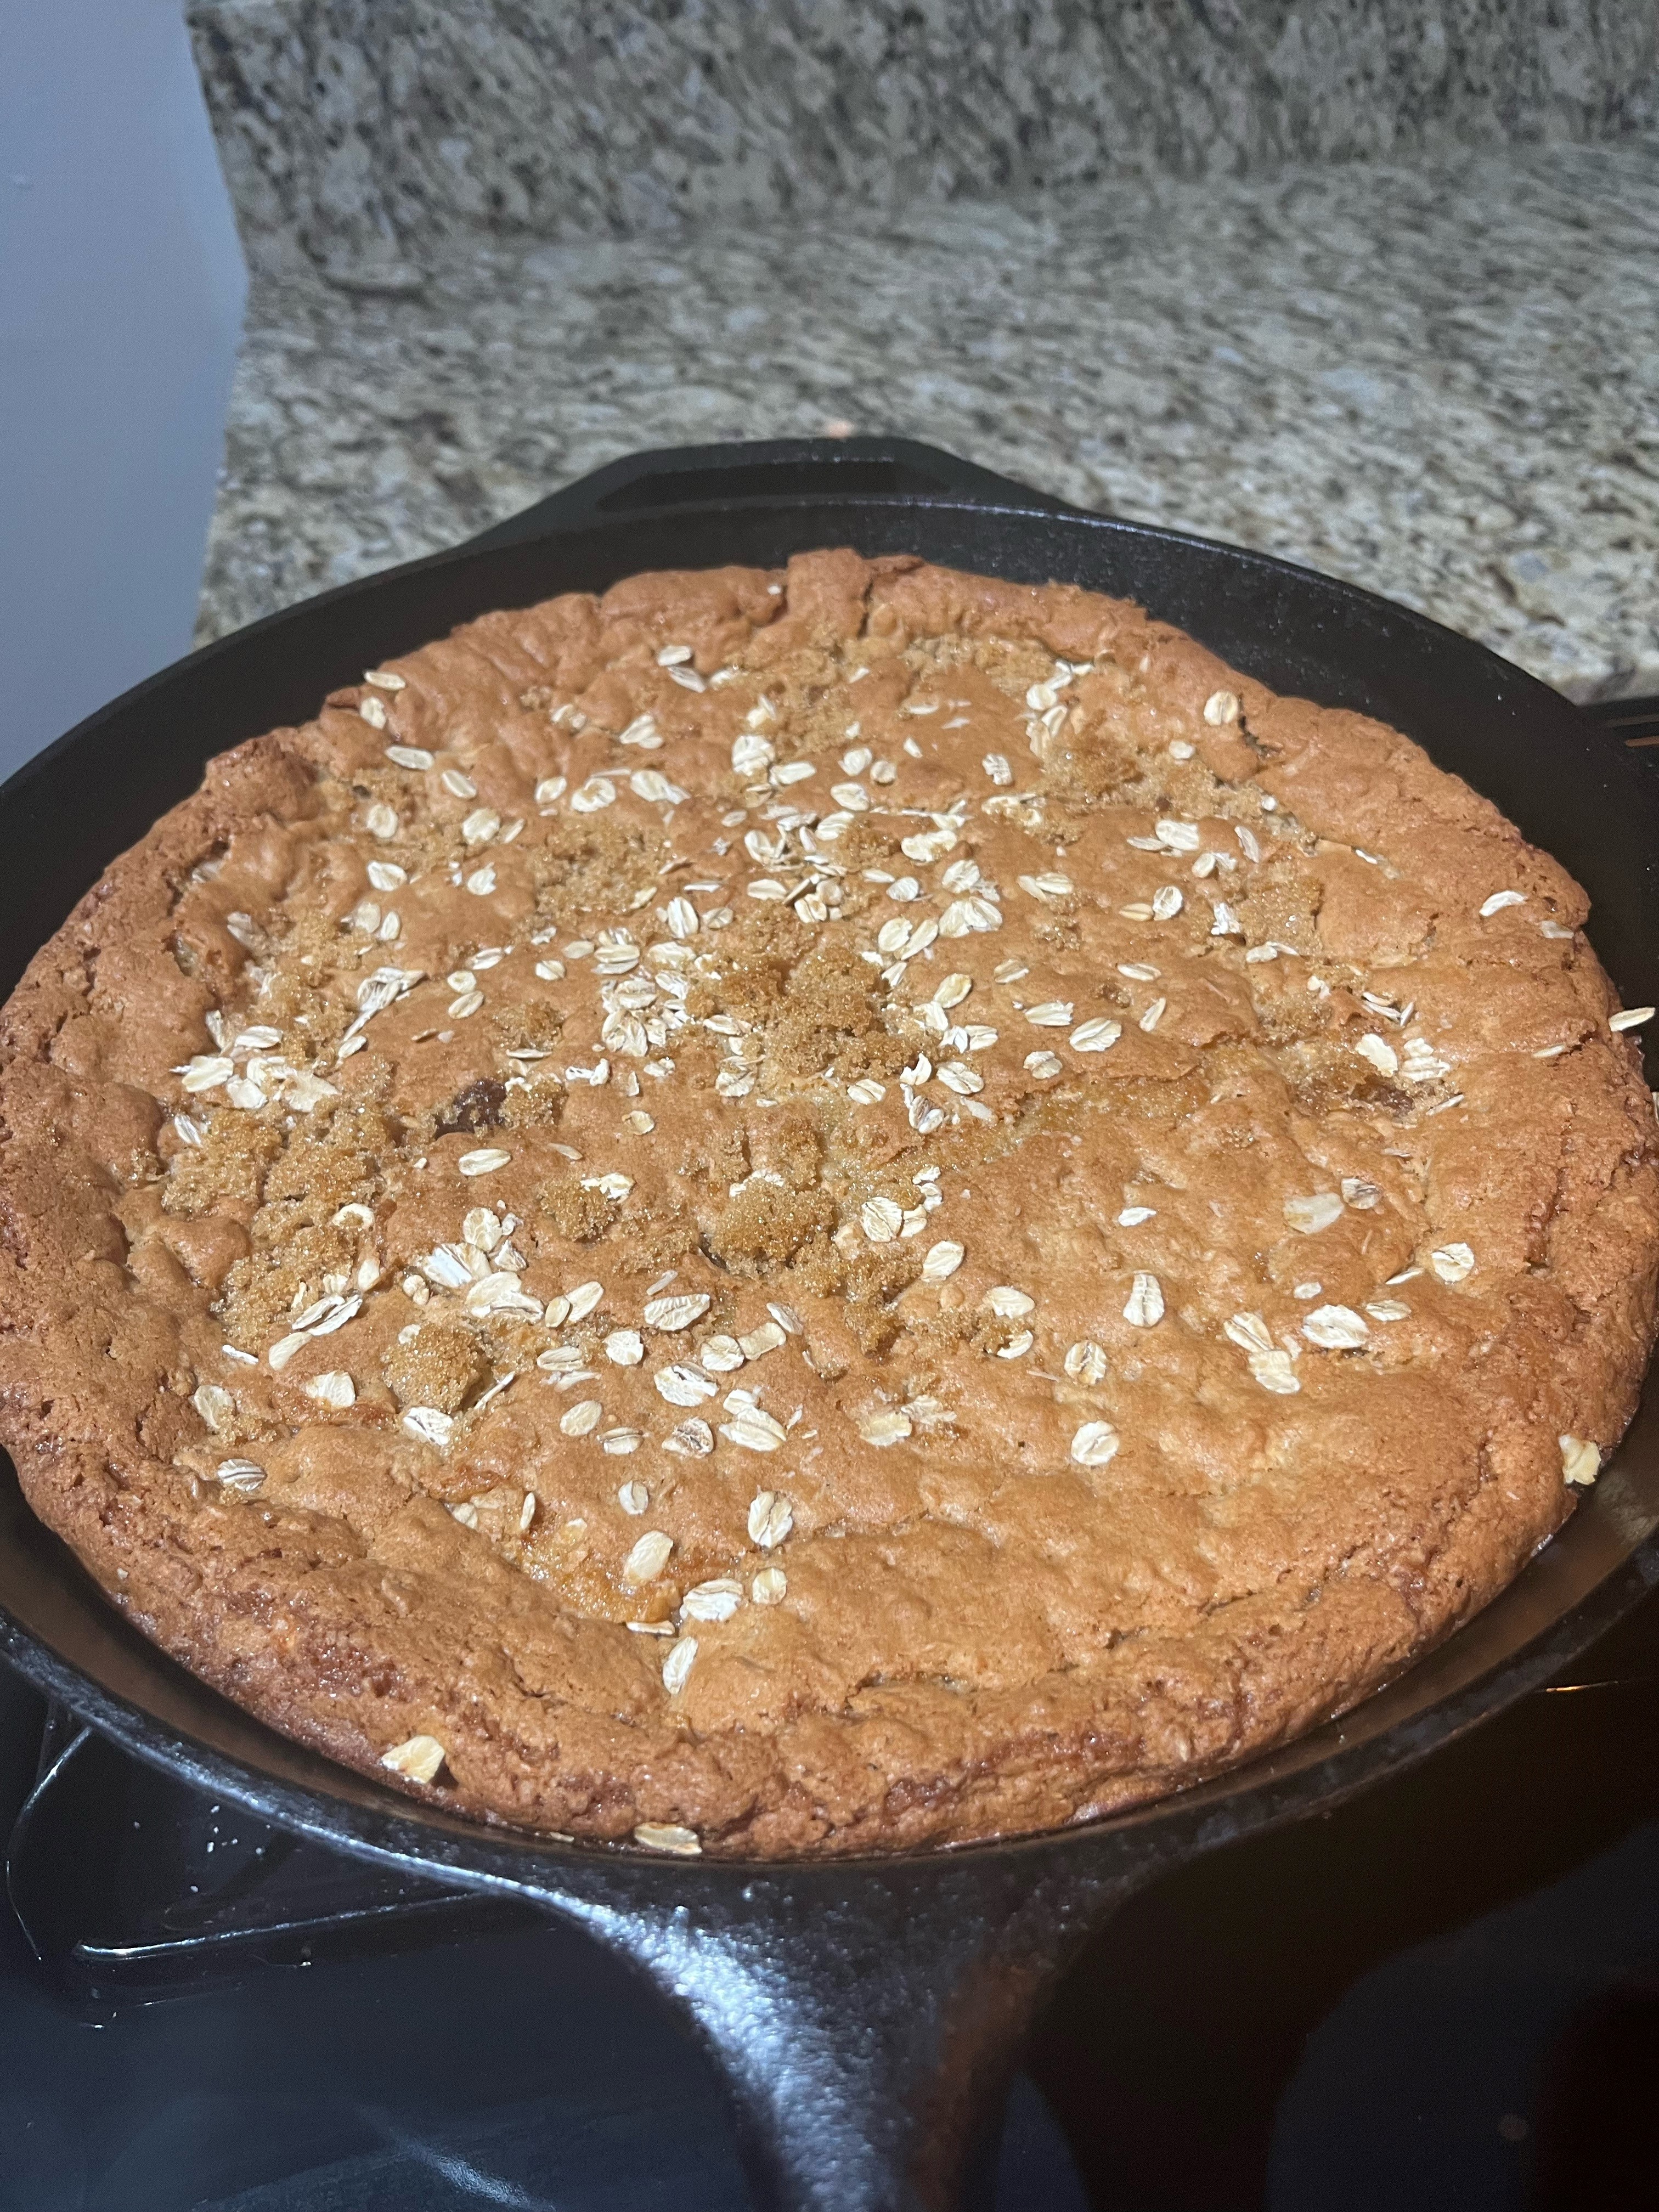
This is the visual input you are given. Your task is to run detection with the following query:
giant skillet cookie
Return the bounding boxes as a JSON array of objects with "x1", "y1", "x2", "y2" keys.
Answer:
[{"x1": 1, "y1": 550, "x2": 1654, "y2": 1857}]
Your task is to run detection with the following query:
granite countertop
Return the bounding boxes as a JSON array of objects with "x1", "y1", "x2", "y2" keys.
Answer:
[{"x1": 201, "y1": 133, "x2": 1659, "y2": 703}]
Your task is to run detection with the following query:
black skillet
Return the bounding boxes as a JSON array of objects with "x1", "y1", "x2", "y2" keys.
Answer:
[{"x1": 2, "y1": 438, "x2": 1657, "y2": 2211}]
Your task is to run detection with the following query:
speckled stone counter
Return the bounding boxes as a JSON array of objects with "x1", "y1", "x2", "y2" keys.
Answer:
[
  {"x1": 200, "y1": 134, "x2": 1659, "y2": 703},
  {"x1": 189, "y1": 0, "x2": 1657, "y2": 288}
]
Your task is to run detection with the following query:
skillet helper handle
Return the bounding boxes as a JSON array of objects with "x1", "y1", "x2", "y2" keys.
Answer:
[
  {"x1": 567, "y1": 1849, "x2": 1146, "y2": 2212},
  {"x1": 461, "y1": 436, "x2": 1077, "y2": 551}
]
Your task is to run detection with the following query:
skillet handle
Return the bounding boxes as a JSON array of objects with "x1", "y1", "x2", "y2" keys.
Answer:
[
  {"x1": 557, "y1": 1846, "x2": 1154, "y2": 2212},
  {"x1": 462, "y1": 436, "x2": 1078, "y2": 552}
]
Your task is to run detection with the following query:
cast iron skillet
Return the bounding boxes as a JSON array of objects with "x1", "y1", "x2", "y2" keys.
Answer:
[{"x1": 2, "y1": 438, "x2": 1657, "y2": 2211}]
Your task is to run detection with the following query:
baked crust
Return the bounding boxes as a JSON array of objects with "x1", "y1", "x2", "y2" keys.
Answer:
[{"x1": 1, "y1": 551, "x2": 1654, "y2": 1858}]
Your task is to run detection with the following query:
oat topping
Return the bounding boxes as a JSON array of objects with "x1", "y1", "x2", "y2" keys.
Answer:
[
  {"x1": 2, "y1": 546, "x2": 1650, "y2": 1860},
  {"x1": 622, "y1": 1530, "x2": 674, "y2": 1584},
  {"x1": 1284, "y1": 1193, "x2": 1344, "y2": 1235},
  {"x1": 1559, "y1": 1435, "x2": 1602, "y2": 1487},
  {"x1": 1070, "y1": 1420, "x2": 1120, "y2": 1468},
  {"x1": 193, "y1": 1381, "x2": 234, "y2": 1431},
  {"x1": 1301, "y1": 1305, "x2": 1369, "y2": 1350},
  {"x1": 214, "y1": 1457, "x2": 266, "y2": 1493},
  {"x1": 633, "y1": 1821, "x2": 702, "y2": 1855},
  {"x1": 380, "y1": 1734, "x2": 447, "y2": 1783},
  {"x1": 1429, "y1": 1243, "x2": 1477, "y2": 1285}
]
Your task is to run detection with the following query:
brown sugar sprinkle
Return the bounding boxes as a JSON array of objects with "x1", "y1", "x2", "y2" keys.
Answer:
[{"x1": 15, "y1": 545, "x2": 1649, "y2": 1865}]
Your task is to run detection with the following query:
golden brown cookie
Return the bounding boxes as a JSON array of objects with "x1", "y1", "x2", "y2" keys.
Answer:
[{"x1": 1, "y1": 549, "x2": 1653, "y2": 1857}]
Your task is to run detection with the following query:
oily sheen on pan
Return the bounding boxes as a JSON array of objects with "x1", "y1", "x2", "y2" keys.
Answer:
[{"x1": 0, "y1": 550, "x2": 1654, "y2": 1859}]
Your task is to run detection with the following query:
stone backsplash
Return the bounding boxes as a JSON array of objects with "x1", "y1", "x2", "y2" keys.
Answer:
[
  {"x1": 189, "y1": 1, "x2": 1658, "y2": 283},
  {"x1": 199, "y1": 137, "x2": 1659, "y2": 703}
]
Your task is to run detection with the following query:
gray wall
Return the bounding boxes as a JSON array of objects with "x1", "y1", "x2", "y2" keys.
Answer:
[
  {"x1": 1, "y1": 0, "x2": 246, "y2": 774},
  {"x1": 189, "y1": 0, "x2": 1659, "y2": 284}
]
